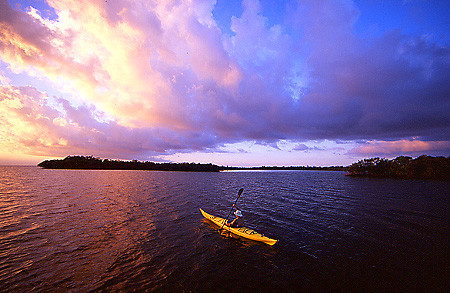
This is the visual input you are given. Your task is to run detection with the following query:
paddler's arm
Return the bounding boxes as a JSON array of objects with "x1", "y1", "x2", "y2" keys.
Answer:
[{"x1": 225, "y1": 218, "x2": 236, "y2": 227}]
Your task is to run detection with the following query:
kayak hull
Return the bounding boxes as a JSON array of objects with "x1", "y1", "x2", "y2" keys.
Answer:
[{"x1": 200, "y1": 208, "x2": 277, "y2": 246}]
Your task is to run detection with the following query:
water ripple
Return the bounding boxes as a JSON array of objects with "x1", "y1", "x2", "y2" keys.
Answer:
[{"x1": 0, "y1": 167, "x2": 448, "y2": 292}]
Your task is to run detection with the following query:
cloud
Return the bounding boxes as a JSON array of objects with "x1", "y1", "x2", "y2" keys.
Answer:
[
  {"x1": 293, "y1": 142, "x2": 332, "y2": 152},
  {"x1": 287, "y1": 1, "x2": 450, "y2": 142},
  {"x1": 0, "y1": 0, "x2": 99, "y2": 88},
  {"x1": 348, "y1": 139, "x2": 450, "y2": 157},
  {"x1": 0, "y1": 84, "x2": 220, "y2": 159},
  {"x1": 0, "y1": 0, "x2": 448, "y2": 160},
  {"x1": 293, "y1": 143, "x2": 309, "y2": 151},
  {"x1": 0, "y1": 84, "x2": 67, "y2": 155}
]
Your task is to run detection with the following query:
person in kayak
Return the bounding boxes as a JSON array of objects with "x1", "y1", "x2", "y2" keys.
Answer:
[{"x1": 225, "y1": 204, "x2": 244, "y2": 228}]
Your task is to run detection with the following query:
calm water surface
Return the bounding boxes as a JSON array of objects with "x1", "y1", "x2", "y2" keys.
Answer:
[{"x1": 0, "y1": 166, "x2": 448, "y2": 292}]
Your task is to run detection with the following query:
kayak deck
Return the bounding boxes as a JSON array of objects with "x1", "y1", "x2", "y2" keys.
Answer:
[{"x1": 200, "y1": 208, "x2": 277, "y2": 246}]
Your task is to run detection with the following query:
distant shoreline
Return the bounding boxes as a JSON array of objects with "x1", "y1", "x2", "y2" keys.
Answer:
[
  {"x1": 37, "y1": 155, "x2": 449, "y2": 181},
  {"x1": 219, "y1": 165, "x2": 347, "y2": 171},
  {"x1": 37, "y1": 155, "x2": 347, "y2": 172}
]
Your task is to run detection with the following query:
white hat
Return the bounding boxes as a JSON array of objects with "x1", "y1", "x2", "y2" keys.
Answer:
[{"x1": 234, "y1": 210, "x2": 243, "y2": 217}]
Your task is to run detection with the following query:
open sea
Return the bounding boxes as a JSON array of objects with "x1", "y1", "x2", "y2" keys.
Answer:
[{"x1": 0, "y1": 166, "x2": 448, "y2": 292}]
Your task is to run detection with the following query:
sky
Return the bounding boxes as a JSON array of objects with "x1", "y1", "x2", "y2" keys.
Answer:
[{"x1": 0, "y1": 0, "x2": 449, "y2": 166}]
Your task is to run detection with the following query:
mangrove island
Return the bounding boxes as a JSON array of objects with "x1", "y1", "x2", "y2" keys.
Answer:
[
  {"x1": 346, "y1": 155, "x2": 450, "y2": 181},
  {"x1": 38, "y1": 156, "x2": 221, "y2": 172}
]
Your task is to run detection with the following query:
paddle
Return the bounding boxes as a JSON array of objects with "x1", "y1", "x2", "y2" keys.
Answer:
[{"x1": 219, "y1": 188, "x2": 244, "y2": 233}]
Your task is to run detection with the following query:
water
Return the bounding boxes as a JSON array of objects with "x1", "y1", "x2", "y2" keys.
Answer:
[{"x1": 0, "y1": 166, "x2": 448, "y2": 292}]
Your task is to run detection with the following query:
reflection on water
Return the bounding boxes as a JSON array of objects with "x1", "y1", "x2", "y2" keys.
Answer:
[{"x1": 0, "y1": 166, "x2": 448, "y2": 292}]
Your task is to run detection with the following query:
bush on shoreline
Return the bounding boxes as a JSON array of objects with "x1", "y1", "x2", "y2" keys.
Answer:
[{"x1": 346, "y1": 155, "x2": 450, "y2": 181}]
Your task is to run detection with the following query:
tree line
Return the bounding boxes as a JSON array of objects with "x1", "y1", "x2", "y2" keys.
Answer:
[
  {"x1": 346, "y1": 155, "x2": 450, "y2": 181},
  {"x1": 38, "y1": 156, "x2": 346, "y2": 172},
  {"x1": 37, "y1": 156, "x2": 221, "y2": 172},
  {"x1": 37, "y1": 155, "x2": 449, "y2": 180}
]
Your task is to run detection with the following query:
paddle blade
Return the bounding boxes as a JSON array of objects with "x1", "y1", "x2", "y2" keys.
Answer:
[{"x1": 237, "y1": 188, "x2": 244, "y2": 198}]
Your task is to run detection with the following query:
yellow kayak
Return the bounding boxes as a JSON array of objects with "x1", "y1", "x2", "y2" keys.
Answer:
[{"x1": 200, "y1": 208, "x2": 278, "y2": 246}]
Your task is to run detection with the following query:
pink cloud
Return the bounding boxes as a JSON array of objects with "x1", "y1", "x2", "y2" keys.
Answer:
[
  {"x1": 348, "y1": 140, "x2": 450, "y2": 157},
  {"x1": 0, "y1": 84, "x2": 221, "y2": 159}
]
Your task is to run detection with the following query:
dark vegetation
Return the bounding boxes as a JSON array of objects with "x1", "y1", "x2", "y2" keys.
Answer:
[
  {"x1": 37, "y1": 156, "x2": 347, "y2": 172},
  {"x1": 38, "y1": 155, "x2": 449, "y2": 180},
  {"x1": 346, "y1": 155, "x2": 450, "y2": 181},
  {"x1": 38, "y1": 156, "x2": 220, "y2": 172}
]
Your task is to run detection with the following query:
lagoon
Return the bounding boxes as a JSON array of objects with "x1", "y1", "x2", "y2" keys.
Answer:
[{"x1": 0, "y1": 166, "x2": 448, "y2": 292}]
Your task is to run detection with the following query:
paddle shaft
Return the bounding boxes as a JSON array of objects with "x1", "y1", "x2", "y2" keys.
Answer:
[{"x1": 220, "y1": 188, "x2": 243, "y2": 232}]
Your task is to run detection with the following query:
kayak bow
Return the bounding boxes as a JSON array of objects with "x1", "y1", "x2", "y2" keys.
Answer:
[{"x1": 200, "y1": 208, "x2": 277, "y2": 246}]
